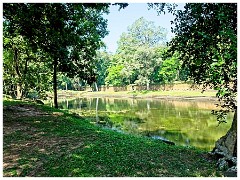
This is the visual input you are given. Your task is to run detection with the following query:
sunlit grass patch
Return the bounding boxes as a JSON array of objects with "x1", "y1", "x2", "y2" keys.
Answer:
[{"x1": 3, "y1": 100, "x2": 221, "y2": 177}]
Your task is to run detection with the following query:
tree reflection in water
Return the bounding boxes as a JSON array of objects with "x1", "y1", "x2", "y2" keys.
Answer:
[{"x1": 57, "y1": 97, "x2": 232, "y2": 151}]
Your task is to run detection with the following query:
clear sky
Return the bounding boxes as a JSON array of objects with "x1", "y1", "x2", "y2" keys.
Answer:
[{"x1": 102, "y1": 3, "x2": 185, "y2": 53}]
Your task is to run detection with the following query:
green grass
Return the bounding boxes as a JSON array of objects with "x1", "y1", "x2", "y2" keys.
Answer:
[
  {"x1": 3, "y1": 99, "x2": 221, "y2": 177},
  {"x1": 46, "y1": 89, "x2": 217, "y2": 101},
  {"x1": 79, "y1": 90, "x2": 217, "y2": 99},
  {"x1": 129, "y1": 90, "x2": 216, "y2": 97}
]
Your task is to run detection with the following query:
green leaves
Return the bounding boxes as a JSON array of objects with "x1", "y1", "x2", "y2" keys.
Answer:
[
  {"x1": 105, "y1": 65, "x2": 125, "y2": 86},
  {"x1": 107, "y1": 18, "x2": 169, "y2": 87},
  {"x1": 3, "y1": 3, "x2": 110, "y2": 102},
  {"x1": 164, "y1": 3, "x2": 237, "y2": 122},
  {"x1": 158, "y1": 54, "x2": 180, "y2": 84}
]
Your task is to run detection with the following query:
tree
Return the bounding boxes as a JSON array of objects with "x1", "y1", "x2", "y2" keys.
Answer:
[
  {"x1": 105, "y1": 64, "x2": 125, "y2": 86},
  {"x1": 116, "y1": 37, "x2": 137, "y2": 85},
  {"x1": 158, "y1": 52, "x2": 180, "y2": 84},
  {"x1": 152, "y1": 3, "x2": 237, "y2": 158},
  {"x1": 133, "y1": 46, "x2": 162, "y2": 90},
  {"x1": 3, "y1": 3, "x2": 109, "y2": 108},
  {"x1": 3, "y1": 21, "x2": 52, "y2": 99},
  {"x1": 94, "y1": 51, "x2": 111, "y2": 86},
  {"x1": 126, "y1": 17, "x2": 167, "y2": 47},
  {"x1": 58, "y1": 73, "x2": 72, "y2": 91},
  {"x1": 116, "y1": 17, "x2": 167, "y2": 88}
]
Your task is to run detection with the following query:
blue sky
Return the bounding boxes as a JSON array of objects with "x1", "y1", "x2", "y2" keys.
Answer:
[{"x1": 102, "y1": 3, "x2": 185, "y2": 53}]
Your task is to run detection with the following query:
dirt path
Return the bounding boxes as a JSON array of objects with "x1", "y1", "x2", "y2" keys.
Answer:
[{"x1": 3, "y1": 104, "x2": 82, "y2": 176}]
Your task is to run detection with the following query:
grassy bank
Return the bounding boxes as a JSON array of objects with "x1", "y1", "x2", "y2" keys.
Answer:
[
  {"x1": 55, "y1": 89, "x2": 217, "y2": 100},
  {"x1": 3, "y1": 99, "x2": 221, "y2": 177}
]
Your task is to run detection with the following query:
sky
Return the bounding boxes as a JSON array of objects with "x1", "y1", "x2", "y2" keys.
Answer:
[{"x1": 102, "y1": 3, "x2": 185, "y2": 53}]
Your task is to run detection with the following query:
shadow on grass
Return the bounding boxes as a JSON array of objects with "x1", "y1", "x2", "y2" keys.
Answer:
[{"x1": 3, "y1": 101, "x2": 220, "y2": 177}]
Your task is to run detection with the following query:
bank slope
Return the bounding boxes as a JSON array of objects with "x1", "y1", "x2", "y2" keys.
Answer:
[{"x1": 3, "y1": 100, "x2": 220, "y2": 177}]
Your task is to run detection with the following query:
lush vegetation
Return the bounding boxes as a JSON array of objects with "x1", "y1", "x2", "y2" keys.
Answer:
[
  {"x1": 58, "y1": 17, "x2": 189, "y2": 89},
  {"x1": 3, "y1": 3, "x2": 110, "y2": 108},
  {"x1": 3, "y1": 100, "x2": 220, "y2": 177},
  {"x1": 3, "y1": 3, "x2": 236, "y2": 113},
  {"x1": 168, "y1": 3, "x2": 237, "y2": 123},
  {"x1": 3, "y1": 7, "x2": 190, "y2": 103},
  {"x1": 168, "y1": 3, "x2": 237, "y2": 157},
  {"x1": 3, "y1": 2, "x2": 237, "y2": 177}
]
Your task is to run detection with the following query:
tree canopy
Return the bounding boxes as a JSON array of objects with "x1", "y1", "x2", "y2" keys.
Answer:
[
  {"x1": 3, "y1": 3, "x2": 110, "y2": 108},
  {"x1": 169, "y1": 3, "x2": 237, "y2": 120},
  {"x1": 105, "y1": 17, "x2": 175, "y2": 89},
  {"x1": 150, "y1": 2, "x2": 237, "y2": 158}
]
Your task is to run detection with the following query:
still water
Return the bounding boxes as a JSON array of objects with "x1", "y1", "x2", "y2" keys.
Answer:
[{"x1": 57, "y1": 97, "x2": 232, "y2": 151}]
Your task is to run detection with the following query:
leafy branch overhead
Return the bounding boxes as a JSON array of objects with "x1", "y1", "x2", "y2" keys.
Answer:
[
  {"x1": 3, "y1": 3, "x2": 110, "y2": 108},
  {"x1": 150, "y1": 3, "x2": 237, "y2": 123}
]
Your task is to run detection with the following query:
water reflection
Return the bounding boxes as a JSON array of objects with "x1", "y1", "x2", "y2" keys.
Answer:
[{"x1": 56, "y1": 97, "x2": 232, "y2": 151}]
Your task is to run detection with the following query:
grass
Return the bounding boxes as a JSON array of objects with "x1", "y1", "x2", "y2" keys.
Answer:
[
  {"x1": 128, "y1": 90, "x2": 216, "y2": 97},
  {"x1": 3, "y1": 99, "x2": 221, "y2": 177},
  {"x1": 75, "y1": 90, "x2": 217, "y2": 99}
]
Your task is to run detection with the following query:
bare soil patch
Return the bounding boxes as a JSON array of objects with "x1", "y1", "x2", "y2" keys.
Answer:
[{"x1": 3, "y1": 104, "x2": 84, "y2": 176}]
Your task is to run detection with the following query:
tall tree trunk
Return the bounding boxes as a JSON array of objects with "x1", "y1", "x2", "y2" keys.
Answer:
[
  {"x1": 14, "y1": 47, "x2": 23, "y2": 99},
  {"x1": 94, "y1": 82, "x2": 98, "y2": 92},
  {"x1": 96, "y1": 97, "x2": 99, "y2": 122},
  {"x1": 22, "y1": 52, "x2": 29, "y2": 98},
  {"x1": 16, "y1": 84, "x2": 22, "y2": 99},
  {"x1": 53, "y1": 59, "x2": 58, "y2": 109},
  {"x1": 213, "y1": 108, "x2": 237, "y2": 158},
  {"x1": 146, "y1": 81, "x2": 149, "y2": 91}
]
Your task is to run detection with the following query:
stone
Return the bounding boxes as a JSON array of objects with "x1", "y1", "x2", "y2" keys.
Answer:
[
  {"x1": 226, "y1": 157, "x2": 237, "y2": 167},
  {"x1": 212, "y1": 148, "x2": 225, "y2": 159},
  {"x1": 151, "y1": 136, "x2": 175, "y2": 145},
  {"x1": 215, "y1": 141, "x2": 230, "y2": 157},
  {"x1": 231, "y1": 157, "x2": 237, "y2": 166},
  {"x1": 217, "y1": 158, "x2": 229, "y2": 171},
  {"x1": 161, "y1": 139, "x2": 175, "y2": 145},
  {"x1": 224, "y1": 166, "x2": 237, "y2": 177}
]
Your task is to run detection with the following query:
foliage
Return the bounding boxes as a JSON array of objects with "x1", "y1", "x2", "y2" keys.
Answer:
[
  {"x1": 105, "y1": 64, "x2": 125, "y2": 86},
  {"x1": 60, "y1": 4, "x2": 110, "y2": 83},
  {"x1": 166, "y1": 3, "x2": 237, "y2": 122},
  {"x1": 132, "y1": 46, "x2": 162, "y2": 89},
  {"x1": 109, "y1": 17, "x2": 168, "y2": 88},
  {"x1": 147, "y1": 3, "x2": 178, "y2": 15},
  {"x1": 100, "y1": 17, "x2": 189, "y2": 88},
  {"x1": 94, "y1": 51, "x2": 111, "y2": 85},
  {"x1": 126, "y1": 17, "x2": 167, "y2": 47},
  {"x1": 58, "y1": 73, "x2": 73, "y2": 90},
  {"x1": 158, "y1": 53, "x2": 180, "y2": 84},
  {"x1": 3, "y1": 21, "x2": 52, "y2": 99},
  {"x1": 117, "y1": 17, "x2": 167, "y2": 50},
  {"x1": 3, "y1": 3, "x2": 110, "y2": 107}
]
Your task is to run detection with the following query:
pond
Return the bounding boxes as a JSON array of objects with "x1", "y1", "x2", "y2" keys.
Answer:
[{"x1": 55, "y1": 97, "x2": 232, "y2": 151}]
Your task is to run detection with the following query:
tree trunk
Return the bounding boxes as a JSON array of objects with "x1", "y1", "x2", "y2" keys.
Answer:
[
  {"x1": 213, "y1": 108, "x2": 237, "y2": 158},
  {"x1": 96, "y1": 97, "x2": 99, "y2": 122},
  {"x1": 146, "y1": 81, "x2": 149, "y2": 91},
  {"x1": 53, "y1": 59, "x2": 58, "y2": 109},
  {"x1": 16, "y1": 83, "x2": 22, "y2": 99},
  {"x1": 14, "y1": 48, "x2": 23, "y2": 99},
  {"x1": 94, "y1": 82, "x2": 98, "y2": 92}
]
